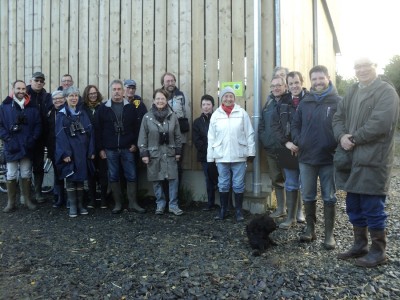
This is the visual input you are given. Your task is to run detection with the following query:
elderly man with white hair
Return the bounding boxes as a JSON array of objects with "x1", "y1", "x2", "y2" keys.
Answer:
[{"x1": 332, "y1": 57, "x2": 399, "y2": 268}]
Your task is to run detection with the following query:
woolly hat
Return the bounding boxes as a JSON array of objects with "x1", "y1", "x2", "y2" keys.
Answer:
[
  {"x1": 219, "y1": 87, "x2": 235, "y2": 101},
  {"x1": 51, "y1": 90, "x2": 64, "y2": 98}
]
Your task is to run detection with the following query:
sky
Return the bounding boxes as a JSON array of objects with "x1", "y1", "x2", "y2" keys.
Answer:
[{"x1": 335, "y1": 0, "x2": 400, "y2": 78}]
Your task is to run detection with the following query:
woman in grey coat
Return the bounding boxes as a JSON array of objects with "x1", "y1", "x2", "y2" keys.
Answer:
[{"x1": 138, "y1": 88, "x2": 183, "y2": 215}]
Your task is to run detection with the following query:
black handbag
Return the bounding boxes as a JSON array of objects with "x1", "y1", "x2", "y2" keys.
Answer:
[{"x1": 178, "y1": 117, "x2": 190, "y2": 133}]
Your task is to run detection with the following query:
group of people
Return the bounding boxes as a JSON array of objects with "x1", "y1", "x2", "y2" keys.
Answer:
[{"x1": 1, "y1": 57, "x2": 398, "y2": 269}]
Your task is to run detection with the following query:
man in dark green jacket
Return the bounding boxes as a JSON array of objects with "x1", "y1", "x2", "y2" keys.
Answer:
[{"x1": 332, "y1": 57, "x2": 399, "y2": 268}]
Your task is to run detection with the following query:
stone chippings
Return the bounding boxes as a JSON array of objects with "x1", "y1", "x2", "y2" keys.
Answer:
[{"x1": 1, "y1": 176, "x2": 400, "y2": 299}]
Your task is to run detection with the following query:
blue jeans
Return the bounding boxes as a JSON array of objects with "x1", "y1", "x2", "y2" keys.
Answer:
[
  {"x1": 201, "y1": 162, "x2": 216, "y2": 207},
  {"x1": 216, "y1": 162, "x2": 246, "y2": 193},
  {"x1": 283, "y1": 168, "x2": 300, "y2": 191},
  {"x1": 299, "y1": 163, "x2": 336, "y2": 204},
  {"x1": 105, "y1": 148, "x2": 137, "y2": 182},
  {"x1": 346, "y1": 192, "x2": 387, "y2": 230},
  {"x1": 153, "y1": 179, "x2": 179, "y2": 209}
]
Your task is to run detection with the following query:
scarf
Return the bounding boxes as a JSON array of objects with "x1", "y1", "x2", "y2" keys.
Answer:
[
  {"x1": 221, "y1": 104, "x2": 234, "y2": 117},
  {"x1": 151, "y1": 104, "x2": 170, "y2": 123}
]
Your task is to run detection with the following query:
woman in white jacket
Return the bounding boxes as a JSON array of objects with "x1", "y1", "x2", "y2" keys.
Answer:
[{"x1": 207, "y1": 87, "x2": 255, "y2": 221}]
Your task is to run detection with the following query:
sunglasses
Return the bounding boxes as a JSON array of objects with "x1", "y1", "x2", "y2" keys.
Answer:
[{"x1": 34, "y1": 79, "x2": 45, "y2": 83}]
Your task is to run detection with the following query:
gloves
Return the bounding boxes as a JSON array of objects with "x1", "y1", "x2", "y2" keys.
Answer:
[{"x1": 247, "y1": 156, "x2": 255, "y2": 162}]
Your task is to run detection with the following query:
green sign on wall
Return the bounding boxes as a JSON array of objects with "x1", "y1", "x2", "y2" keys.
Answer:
[{"x1": 220, "y1": 81, "x2": 243, "y2": 97}]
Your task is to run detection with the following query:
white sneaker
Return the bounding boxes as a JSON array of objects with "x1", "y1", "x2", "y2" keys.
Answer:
[{"x1": 169, "y1": 207, "x2": 183, "y2": 216}]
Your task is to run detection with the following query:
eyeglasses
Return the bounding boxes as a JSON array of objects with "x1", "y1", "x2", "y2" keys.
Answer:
[
  {"x1": 126, "y1": 86, "x2": 136, "y2": 89},
  {"x1": 34, "y1": 79, "x2": 45, "y2": 83},
  {"x1": 62, "y1": 79, "x2": 72, "y2": 83},
  {"x1": 88, "y1": 92, "x2": 98, "y2": 96},
  {"x1": 53, "y1": 97, "x2": 64, "y2": 101},
  {"x1": 270, "y1": 84, "x2": 283, "y2": 89}
]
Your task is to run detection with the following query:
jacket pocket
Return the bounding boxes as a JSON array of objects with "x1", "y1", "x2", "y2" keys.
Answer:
[
  {"x1": 5, "y1": 139, "x2": 20, "y2": 154},
  {"x1": 211, "y1": 140, "x2": 223, "y2": 159},
  {"x1": 167, "y1": 145, "x2": 176, "y2": 157},
  {"x1": 238, "y1": 139, "x2": 248, "y2": 157},
  {"x1": 149, "y1": 146, "x2": 160, "y2": 158},
  {"x1": 356, "y1": 142, "x2": 383, "y2": 168}
]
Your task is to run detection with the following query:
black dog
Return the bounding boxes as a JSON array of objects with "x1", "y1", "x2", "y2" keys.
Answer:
[{"x1": 246, "y1": 214, "x2": 278, "y2": 256}]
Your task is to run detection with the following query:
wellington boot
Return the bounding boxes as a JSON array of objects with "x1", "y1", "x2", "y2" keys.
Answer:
[
  {"x1": 110, "y1": 182, "x2": 123, "y2": 214},
  {"x1": 270, "y1": 188, "x2": 286, "y2": 218},
  {"x1": 21, "y1": 178, "x2": 37, "y2": 211},
  {"x1": 279, "y1": 190, "x2": 299, "y2": 229},
  {"x1": 215, "y1": 192, "x2": 229, "y2": 220},
  {"x1": 77, "y1": 189, "x2": 88, "y2": 215},
  {"x1": 127, "y1": 182, "x2": 145, "y2": 213},
  {"x1": 337, "y1": 226, "x2": 368, "y2": 260},
  {"x1": 3, "y1": 180, "x2": 17, "y2": 213},
  {"x1": 234, "y1": 193, "x2": 244, "y2": 222},
  {"x1": 323, "y1": 203, "x2": 336, "y2": 250},
  {"x1": 296, "y1": 193, "x2": 305, "y2": 223},
  {"x1": 67, "y1": 190, "x2": 78, "y2": 217},
  {"x1": 100, "y1": 184, "x2": 108, "y2": 208},
  {"x1": 34, "y1": 173, "x2": 46, "y2": 203},
  {"x1": 355, "y1": 230, "x2": 387, "y2": 268},
  {"x1": 86, "y1": 177, "x2": 97, "y2": 208},
  {"x1": 300, "y1": 201, "x2": 317, "y2": 242}
]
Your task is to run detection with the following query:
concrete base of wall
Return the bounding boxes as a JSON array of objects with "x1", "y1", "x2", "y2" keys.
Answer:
[{"x1": 137, "y1": 168, "x2": 274, "y2": 215}]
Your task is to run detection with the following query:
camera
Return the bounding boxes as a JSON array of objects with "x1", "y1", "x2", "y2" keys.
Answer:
[
  {"x1": 69, "y1": 121, "x2": 86, "y2": 137},
  {"x1": 10, "y1": 114, "x2": 28, "y2": 133},
  {"x1": 113, "y1": 121, "x2": 125, "y2": 135},
  {"x1": 159, "y1": 132, "x2": 169, "y2": 145}
]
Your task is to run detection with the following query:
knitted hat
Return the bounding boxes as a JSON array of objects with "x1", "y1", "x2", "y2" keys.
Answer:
[
  {"x1": 201, "y1": 94, "x2": 215, "y2": 106},
  {"x1": 219, "y1": 87, "x2": 235, "y2": 101},
  {"x1": 51, "y1": 90, "x2": 64, "y2": 98}
]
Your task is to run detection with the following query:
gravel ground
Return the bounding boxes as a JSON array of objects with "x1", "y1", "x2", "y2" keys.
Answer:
[{"x1": 1, "y1": 172, "x2": 400, "y2": 299}]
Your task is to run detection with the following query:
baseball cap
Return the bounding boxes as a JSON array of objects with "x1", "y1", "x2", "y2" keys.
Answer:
[
  {"x1": 32, "y1": 71, "x2": 45, "y2": 80},
  {"x1": 124, "y1": 79, "x2": 137, "y2": 88}
]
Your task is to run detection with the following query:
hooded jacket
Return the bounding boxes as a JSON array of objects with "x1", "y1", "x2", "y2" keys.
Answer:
[
  {"x1": 0, "y1": 96, "x2": 42, "y2": 162},
  {"x1": 332, "y1": 77, "x2": 399, "y2": 195},
  {"x1": 291, "y1": 82, "x2": 341, "y2": 165}
]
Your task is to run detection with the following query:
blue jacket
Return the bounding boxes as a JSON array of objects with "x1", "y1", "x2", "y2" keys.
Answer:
[
  {"x1": 94, "y1": 99, "x2": 139, "y2": 152},
  {"x1": 0, "y1": 96, "x2": 42, "y2": 162},
  {"x1": 55, "y1": 105, "x2": 95, "y2": 180},
  {"x1": 291, "y1": 82, "x2": 341, "y2": 165}
]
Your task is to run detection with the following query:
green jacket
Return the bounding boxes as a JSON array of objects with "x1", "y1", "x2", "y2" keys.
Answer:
[{"x1": 332, "y1": 77, "x2": 399, "y2": 195}]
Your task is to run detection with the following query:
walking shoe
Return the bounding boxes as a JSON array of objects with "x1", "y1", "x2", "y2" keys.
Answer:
[
  {"x1": 169, "y1": 207, "x2": 183, "y2": 216},
  {"x1": 155, "y1": 206, "x2": 165, "y2": 215}
]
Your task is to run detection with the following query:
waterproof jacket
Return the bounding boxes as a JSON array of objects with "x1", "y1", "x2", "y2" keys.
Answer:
[
  {"x1": 94, "y1": 99, "x2": 139, "y2": 152},
  {"x1": 26, "y1": 85, "x2": 52, "y2": 142},
  {"x1": 271, "y1": 89, "x2": 308, "y2": 169},
  {"x1": 332, "y1": 77, "x2": 399, "y2": 195},
  {"x1": 258, "y1": 92, "x2": 291, "y2": 153},
  {"x1": 192, "y1": 112, "x2": 212, "y2": 162},
  {"x1": 167, "y1": 87, "x2": 188, "y2": 143},
  {"x1": 55, "y1": 106, "x2": 95, "y2": 181},
  {"x1": 0, "y1": 96, "x2": 42, "y2": 162},
  {"x1": 45, "y1": 105, "x2": 65, "y2": 161},
  {"x1": 129, "y1": 95, "x2": 148, "y2": 139},
  {"x1": 207, "y1": 104, "x2": 255, "y2": 163},
  {"x1": 138, "y1": 107, "x2": 182, "y2": 181},
  {"x1": 291, "y1": 82, "x2": 340, "y2": 165}
]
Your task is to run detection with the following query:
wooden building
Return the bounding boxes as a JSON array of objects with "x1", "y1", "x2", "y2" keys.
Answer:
[{"x1": 0, "y1": 0, "x2": 340, "y2": 211}]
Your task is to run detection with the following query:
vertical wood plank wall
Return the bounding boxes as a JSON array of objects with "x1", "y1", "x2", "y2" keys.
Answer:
[{"x1": 0, "y1": 0, "x2": 337, "y2": 171}]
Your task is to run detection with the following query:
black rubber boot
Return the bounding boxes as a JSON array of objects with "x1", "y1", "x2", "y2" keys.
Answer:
[
  {"x1": 67, "y1": 188, "x2": 78, "y2": 217},
  {"x1": 234, "y1": 193, "x2": 245, "y2": 222},
  {"x1": 355, "y1": 229, "x2": 387, "y2": 268},
  {"x1": 100, "y1": 183, "x2": 108, "y2": 209},
  {"x1": 323, "y1": 202, "x2": 336, "y2": 250},
  {"x1": 77, "y1": 188, "x2": 88, "y2": 215},
  {"x1": 300, "y1": 201, "x2": 317, "y2": 242},
  {"x1": 337, "y1": 226, "x2": 368, "y2": 260},
  {"x1": 215, "y1": 192, "x2": 229, "y2": 220},
  {"x1": 86, "y1": 177, "x2": 97, "y2": 209},
  {"x1": 34, "y1": 173, "x2": 46, "y2": 203}
]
